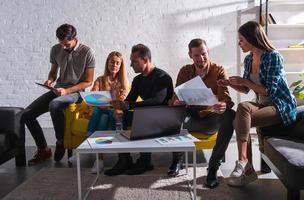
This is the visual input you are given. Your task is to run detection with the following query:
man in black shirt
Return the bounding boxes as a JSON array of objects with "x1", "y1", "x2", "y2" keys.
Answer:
[{"x1": 104, "y1": 44, "x2": 173, "y2": 176}]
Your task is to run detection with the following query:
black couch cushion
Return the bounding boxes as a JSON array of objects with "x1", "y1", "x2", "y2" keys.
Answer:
[
  {"x1": 264, "y1": 137, "x2": 304, "y2": 189},
  {"x1": 0, "y1": 134, "x2": 10, "y2": 155},
  {"x1": 260, "y1": 108, "x2": 304, "y2": 140}
]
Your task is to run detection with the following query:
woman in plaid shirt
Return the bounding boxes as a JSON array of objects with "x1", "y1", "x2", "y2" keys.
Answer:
[{"x1": 218, "y1": 21, "x2": 297, "y2": 187}]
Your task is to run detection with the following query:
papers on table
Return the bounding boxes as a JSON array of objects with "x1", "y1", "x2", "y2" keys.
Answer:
[
  {"x1": 86, "y1": 136, "x2": 117, "y2": 148},
  {"x1": 155, "y1": 133, "x2": 199, "y2": 145},
  {"x1": 174, "y1": 76, "x2": 218, "y2": 106},
  {"x1": 80, "y1": 91, "x2": 112, "y2": 107}
]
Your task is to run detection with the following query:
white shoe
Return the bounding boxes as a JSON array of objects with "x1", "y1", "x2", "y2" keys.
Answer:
[
  {"x1": 230, "y1": 160, "x2": 247, "y2": 177},
  {"x1": 91, "y1": 159, "x2": 104, "y2": 174},
  {"x1": 227, "y1": 160, "x2": 257, "y2": 187}
]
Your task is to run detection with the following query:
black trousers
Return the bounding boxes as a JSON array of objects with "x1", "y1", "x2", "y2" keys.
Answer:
[
  {"x1": 172, "y1": 108, "x2": 235, "y2": 169},
  {"x1": 120, "y1": 110, "x2": 151, "y2": 162},
  {"x1": 22, "y1": 91, "x2": 81, "y2": 149}
]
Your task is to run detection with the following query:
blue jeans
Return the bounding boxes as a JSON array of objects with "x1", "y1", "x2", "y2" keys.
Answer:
[{"x1": 87, "y1": 108, "x2": 116, "y2": 136}]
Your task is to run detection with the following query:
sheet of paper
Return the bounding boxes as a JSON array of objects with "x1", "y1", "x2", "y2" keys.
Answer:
[
  {"x1": 174, "y1": 76, "x2": 218, "y2": 106},
  {"x1": 178, "y1": 88, "x2": 218, "y2": 106},
  {"x1": 87, "y1": 136, "x2": 119, "y2": 148},
  {"x1": 155, "y1": 133, "x2": 199, "y2": 145},
  {"x1": 80, "y1": 91, "x2": 112, "y2": 106},
  {"x1": 175, "y1": 76, "x2": 207, "y2": 90}
]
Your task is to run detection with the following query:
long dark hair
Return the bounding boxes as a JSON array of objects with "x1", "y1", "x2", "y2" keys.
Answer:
[{"x1": 238, "y1": 21, "x2": 275, "y2": 51}]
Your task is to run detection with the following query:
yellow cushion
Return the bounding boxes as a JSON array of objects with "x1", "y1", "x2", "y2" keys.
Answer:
[
  {"x1": 64, "y1": 95, "x2": 143, "y2": 149},
  {"x1": 71, "y1": 118, "x2": 89, "y2": 136},
  {"x1": 64, "y1": 102, "x2": 92, "y2": 149},
  {"x1": 191, "y1": 131, "x2": 217, "y2": 150}
]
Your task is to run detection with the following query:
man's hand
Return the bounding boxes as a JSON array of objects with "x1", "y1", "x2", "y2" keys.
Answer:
[
  {"x1": 217, "y1": 79, "x2": 230, "y2": 87},
  {"x1": 186, "y1": 105, "x2": 209, "y2": 110},
  {"x1": 172, "y1": 100, "x2": 186, "y2": 106},
  {"x1": 55, "y1": 88, "x2": 70, "y2": 96},
  {"x1": 212, "y1": 102, "x2": 226, "y2": 114},
  {"x1": 44, "y1": 80, "x2": 53, "y2": 87},
  {"x1": 113, "y1": 109, "x2": 123, "y2": 120},
  {"x1": 110, "y1": 100, "x2": 125, "y2": 110}
]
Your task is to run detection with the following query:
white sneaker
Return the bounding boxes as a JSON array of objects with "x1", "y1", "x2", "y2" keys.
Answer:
[
  {"x1": 91, "y1": 159, "x2": 104, "y2": 174},
  {"x1": 227, "y1": 160, "x2": 258, "y2": 187},
  {"x1": 230, "y1": 160, "x2": 247, "y2": 177}
]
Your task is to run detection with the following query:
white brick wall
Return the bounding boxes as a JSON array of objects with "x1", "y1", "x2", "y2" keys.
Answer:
[{"x1": 0, "y1": 0, "x2": 254, "y2": 127}]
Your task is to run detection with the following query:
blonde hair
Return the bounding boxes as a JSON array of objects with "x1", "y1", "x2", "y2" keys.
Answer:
[{"x1": 103, "y1": 51, "x2": 129, "y2": 97}]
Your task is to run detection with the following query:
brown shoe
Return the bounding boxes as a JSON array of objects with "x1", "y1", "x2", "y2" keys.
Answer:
[
  {"x1": 28, "y1": 148, "x2": 52, "y2": 165},
  {"x1": 54, "y1": 141, "x2": 65, "y2": 162}
]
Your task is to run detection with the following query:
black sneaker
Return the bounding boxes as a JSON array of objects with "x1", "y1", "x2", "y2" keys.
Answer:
[
  {"x1": 205, "y1": 167, "x2": 219, "y2": 189},
  {"x1": 104, "y1": 154, "x2": 133, "y2": 176},
  {"x1": 54, "y1": 141, "x2": 65, "y2": 162},
  {"x1": 167, "y1": 162, "x2": 183, "y2": 177},
  {"x1": 125, "y1": 158, "x2": 154, "y2": 175}
]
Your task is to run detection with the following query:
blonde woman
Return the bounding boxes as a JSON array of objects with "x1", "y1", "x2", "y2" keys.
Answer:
[{"x1": 87, "y1": 51, "x2": 128, "y2": 173}]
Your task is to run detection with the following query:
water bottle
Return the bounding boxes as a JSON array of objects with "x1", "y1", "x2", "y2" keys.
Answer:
[{"x1": 115, "y1": 118, "x2": 123, "y2": 133}]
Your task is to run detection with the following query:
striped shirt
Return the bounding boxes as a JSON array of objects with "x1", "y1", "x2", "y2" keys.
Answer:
[{"x1": 243, "y1": 51, "x2": 297, "y2": 126}]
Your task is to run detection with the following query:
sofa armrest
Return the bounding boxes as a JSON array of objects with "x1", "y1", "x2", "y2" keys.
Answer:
[
  {"x1": 0, "y1": 107, "x2": 26, "y2": 166},
  {"x1": 0, "y1": 107, "x2": 24, "y2": 138}
]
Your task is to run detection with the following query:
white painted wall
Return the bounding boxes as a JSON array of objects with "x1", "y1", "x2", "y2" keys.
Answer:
[{"x1": 0, "y1": 0, "x2": 255, "y2": 127}]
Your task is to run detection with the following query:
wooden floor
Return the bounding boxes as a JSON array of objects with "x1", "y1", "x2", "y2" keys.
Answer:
[{"x1": 0, "y1": 128, "x2": 303, "y2": 200}]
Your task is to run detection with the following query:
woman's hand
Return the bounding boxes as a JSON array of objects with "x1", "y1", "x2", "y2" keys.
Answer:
[{"x1": 229, "y1": 76, "x2": 248, "y2": 86}]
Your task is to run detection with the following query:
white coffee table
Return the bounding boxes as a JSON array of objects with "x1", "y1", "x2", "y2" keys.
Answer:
[{"x1": 76, "y1": 130, "x2": 197, "y2": 200}]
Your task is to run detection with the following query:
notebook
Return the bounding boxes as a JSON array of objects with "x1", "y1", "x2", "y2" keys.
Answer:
[{"x1": 120, "y1": 105, "x2": 186, "y2": 140}]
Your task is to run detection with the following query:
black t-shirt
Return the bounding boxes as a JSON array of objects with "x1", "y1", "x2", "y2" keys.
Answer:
[{"x1": 126, "y1": 67, "x2": 173, "y2": 109}]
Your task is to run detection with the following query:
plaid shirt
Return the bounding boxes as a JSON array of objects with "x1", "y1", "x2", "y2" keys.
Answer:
[{"x1": 243, "y1": 51, "x2": 297, "y2": 126}]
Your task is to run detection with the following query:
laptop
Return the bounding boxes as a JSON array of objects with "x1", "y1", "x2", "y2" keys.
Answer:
[{"x1": 120, "y1": 105, "x2": 186, "y2": 140}]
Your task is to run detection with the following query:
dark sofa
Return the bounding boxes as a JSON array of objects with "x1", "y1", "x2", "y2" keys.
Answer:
[
  {"x1": 0, "y1": 107, "x2": 26, "y2": 166},
  {"x1": 259, "y1": 106, "x2": 304, "y2": 200}
]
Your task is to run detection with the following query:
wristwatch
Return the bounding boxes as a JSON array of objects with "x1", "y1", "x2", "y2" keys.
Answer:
[{"x1": 123, "y1": 102, "x2": 130, "y2": 110}]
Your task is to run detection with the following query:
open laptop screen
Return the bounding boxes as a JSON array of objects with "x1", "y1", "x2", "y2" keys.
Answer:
[{"x1": 128, "y1": 106, "x2": 186, "y2": 140}]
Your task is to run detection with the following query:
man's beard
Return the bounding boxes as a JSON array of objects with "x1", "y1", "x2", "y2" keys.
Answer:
[
  {"x1": 64, "y1": 48, "x2": 73, "y2": 54},
  {"x1": 196, "y1": 63, "x2": 207, "y2": 69}
]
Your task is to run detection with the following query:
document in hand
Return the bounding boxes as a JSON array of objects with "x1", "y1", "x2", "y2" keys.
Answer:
[
  {"x1": 80, "y1": 91, "x2": 112, "y2": 107},
  {"x1": 174, "y1": 76, "x2": 218, "y2": 106}
]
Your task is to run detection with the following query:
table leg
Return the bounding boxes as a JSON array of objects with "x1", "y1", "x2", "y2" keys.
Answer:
[
  {"x1": 96, "y1": 153, "x2": 99, "y2": 176},
  {"x1": 77, "y1": 152, "x2": 82, "y2": 200},
  {"x1": 185, "y1": 151, "x2": 188, "y2": 174},
  {"x1": 193, "y1": 150, "x2": 197, "y2": 200}
]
